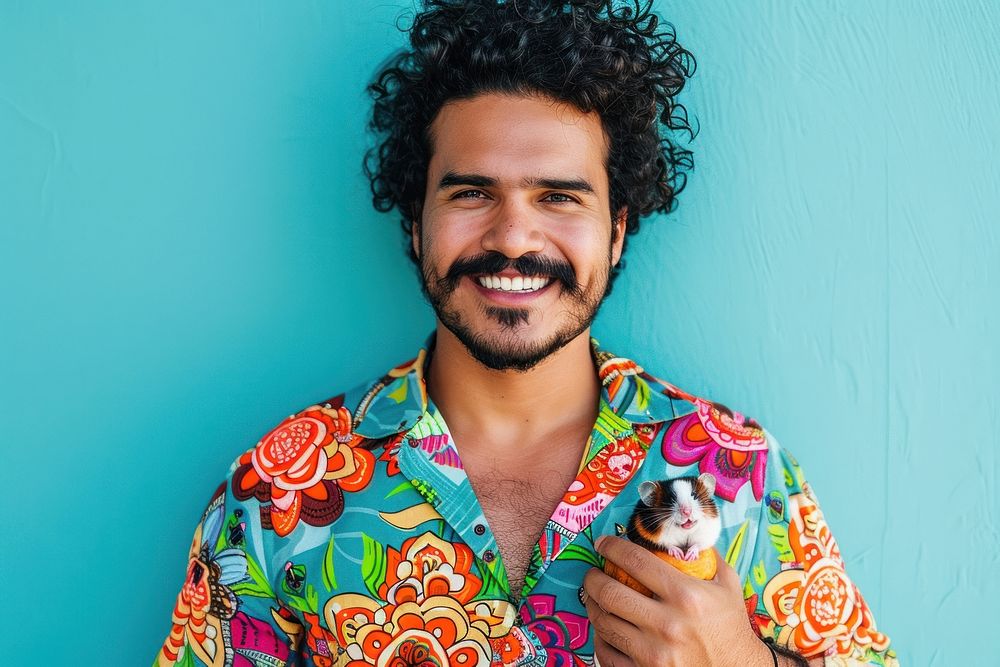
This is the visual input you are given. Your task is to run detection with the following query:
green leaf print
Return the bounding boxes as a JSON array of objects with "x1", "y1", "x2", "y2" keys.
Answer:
[
  {"x1": 385, "y1": 481, "x2": 416, "y2": 499},
  {"x1": 635, "y1": 376, "x2": 650, "y2": 412},
  {"x1": 475, "y1": 557, "x2": 511, "y2": 600},
  {"x1": 230, "y1": 580, "x2": 273, "y2": 598},
  {"x1": 362, "y1": 533, "x2": 388, "y2": 600},
  {"x1": 556, "y1": 544, "x2": 602, "y2": 568},
  {"x1": 322, "y1": 536, "x2": 338, "y2": 591},
  {"x1": 176, "y1": 645, "x2": 196, "y2": 667},
  {"x1": 284, "y1": 593, "x2": 315, "y2": 616},
  {"x1": 766, "y1": 524, "x2": 794, "y2": 562},
  {"x1": 306, "y1": 583, "x2": 320, "y2": 613},
  {"x1": 235, "y1": 553, "x2": 275, "y2": 598},
  {"x1": 282, "y1": 571, "x2": 319, "y2": 616},
  {"x1": 724, "y1": 520, "x2": 749, "y2": 568}
]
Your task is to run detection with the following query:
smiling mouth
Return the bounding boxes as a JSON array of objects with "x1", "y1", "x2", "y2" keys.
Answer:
[
  {"x1": 476, "y1": 274, "x2": 551, "y2": 293},
  {"x1": 680, "y1": 519, "x2": 696, "y2": 530}
]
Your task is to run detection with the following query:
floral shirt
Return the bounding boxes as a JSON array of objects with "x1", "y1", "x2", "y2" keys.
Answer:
[{"x1": 155, "y1": 338, "x2": 897, "y2": 667}]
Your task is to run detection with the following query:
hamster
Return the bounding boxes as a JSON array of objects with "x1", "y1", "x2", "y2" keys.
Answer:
[
  {"x1": 603, "y1": 473, "x2": 722, "y2": 591},
  {"x1": 629, "y1": 473, "x2": 722, "y2": 562}
]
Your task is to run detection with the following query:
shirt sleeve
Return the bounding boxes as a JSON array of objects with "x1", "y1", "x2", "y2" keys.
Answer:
[
  {"x1": 153, "y1": 460, "x2": 305, "y2": 667},
  {"x1": 740, "y1": 430, "x2": 899, "y2": 667}
]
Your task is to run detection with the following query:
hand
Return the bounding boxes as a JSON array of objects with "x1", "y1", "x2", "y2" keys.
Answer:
[{"x1": 583, "y1": 536, "x2": 773, "y2": 667}]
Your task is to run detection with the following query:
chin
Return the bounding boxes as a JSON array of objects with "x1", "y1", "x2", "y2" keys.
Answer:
[{"x1": 444, "y1": 316, "x2": 584, "y2": 372}]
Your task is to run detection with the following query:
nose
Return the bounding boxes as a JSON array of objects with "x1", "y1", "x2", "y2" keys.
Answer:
[
  {"x1": 480, "y1": 198, "x2": 546, "y2": 259},
  {"x1": 679, "y1": 506, "x2": 692, "y2": 518}
]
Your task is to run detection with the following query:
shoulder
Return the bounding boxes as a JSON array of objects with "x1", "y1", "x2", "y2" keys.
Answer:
[
  {"x1": 232, "y1": 349, "x2": 426, "y2": 465},
  {"x1": 640, "y1": 367, "x2": 784, "y2": 504},
  {"x1": 224, "y1": 357, "x2": 421, "y2": 537},
  {"x1": 638, "y1": 363, "x2": 770, "y2": 447}
]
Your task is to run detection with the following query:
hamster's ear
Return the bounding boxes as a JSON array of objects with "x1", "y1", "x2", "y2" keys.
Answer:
[
  {"x1": 698, "y1": 473, "x2": 717, "y2": 496},
  {"x1": 638, "y1": 481, "x2": 658, "y2": 507}
]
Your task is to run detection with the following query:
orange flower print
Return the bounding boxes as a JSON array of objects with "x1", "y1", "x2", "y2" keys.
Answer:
[
  {"x1": 324, "y1": 594, "x2": 491, "y2": 667},
  {"x1": 490, "y1": 626, "x2": 532, "y2": 665},
  {"x1": 760, "y1": 486, "x2": 891, "y2": 659},
  {"x1": 379, "y1": 532, "x2": 482, "y2": 606},
  {"x1": 233, "y1": 400, "x2": 375, "y2": 537},
  {"x1": 552, "y1": 433, "x2": 648, "y2": 533}
]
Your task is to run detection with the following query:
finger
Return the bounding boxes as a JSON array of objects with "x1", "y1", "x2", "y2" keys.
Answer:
[
  {"x1": 596, "y1": 535, "x2": 691, "y2": 598},
  {"x1": 593, "y1": 632, "x2": 637, "y2": 667},
  {"x1": 584, "y1": 594, "x2": 644, "y2": 661},
  {"x1": 583, "y1": 566, "x2": 659, "y2": 629}
]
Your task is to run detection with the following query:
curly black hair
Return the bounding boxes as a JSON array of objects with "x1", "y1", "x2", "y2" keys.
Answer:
[{"x1": 364, "y1": 0, "x2": 697, "y2": 290}]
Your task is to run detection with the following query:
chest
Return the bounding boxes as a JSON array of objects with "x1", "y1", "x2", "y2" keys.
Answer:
[{"x1": 463, "y1": 455, "x2": 581, "y2": 595}]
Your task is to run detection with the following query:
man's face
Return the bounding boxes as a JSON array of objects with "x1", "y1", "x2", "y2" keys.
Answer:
[{"x1": 415, "y1": 92, "x2": 626, "y2": 372}]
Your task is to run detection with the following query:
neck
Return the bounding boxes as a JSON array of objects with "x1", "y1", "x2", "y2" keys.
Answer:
[{"x1": 425, "y1": 323, "x2": 601, "y2": 458}]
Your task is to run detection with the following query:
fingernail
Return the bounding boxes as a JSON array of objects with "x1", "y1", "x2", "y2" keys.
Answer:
[{"x1": 595, "y1": 535, "x2": 607, "y2": 551}]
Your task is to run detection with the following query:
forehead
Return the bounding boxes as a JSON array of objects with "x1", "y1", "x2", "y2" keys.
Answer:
[
  {"x1": 427, "y1": 93, "x2": 609, "y2": 186},
  {"x1": 670, "y1": 479, "x2": 693, "y2": 499}
]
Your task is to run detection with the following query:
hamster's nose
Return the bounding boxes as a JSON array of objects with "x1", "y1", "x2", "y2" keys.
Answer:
[{"x1": 679, "y1": 506, "x2": 692, "y2": 518}]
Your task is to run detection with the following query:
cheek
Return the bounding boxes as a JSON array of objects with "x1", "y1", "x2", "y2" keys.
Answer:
[
  {"x1": 422, "y1": 230, "x2": 469, "y2": 271},
  {"x1": 552, "y1": 230, "x2": 613, "y2": 276},
  {"x1": 426, "y1": 215, "x2": 490, "y2": 259}
]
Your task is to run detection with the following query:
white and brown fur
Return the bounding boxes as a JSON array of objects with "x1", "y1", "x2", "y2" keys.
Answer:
[{"x1": 626, "y1": 473, "x2": 722, "y2": 561}]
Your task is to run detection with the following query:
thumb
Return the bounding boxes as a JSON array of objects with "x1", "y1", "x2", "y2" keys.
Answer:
[{"x1": 712, "y1": 547, "x2": 741, "y2": 590}]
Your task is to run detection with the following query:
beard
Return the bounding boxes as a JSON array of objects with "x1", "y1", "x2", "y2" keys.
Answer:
[{"x1": 419, "y1": 248, "x2": 613, "y2": 372}]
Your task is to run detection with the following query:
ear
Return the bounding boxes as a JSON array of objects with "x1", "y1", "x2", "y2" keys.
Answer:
[
  {"x1": 611, "y1": 206, "x2": 627, "y2": 266},
  {"x1": 697, "y1": 472, "x2": 717, "y2": 497},
  {"x1": 638, "y1": 481, "x2": 658, "y2": 507},
  {"x1": 411, "y1": 219, "x2": 421, "y2": 260}
]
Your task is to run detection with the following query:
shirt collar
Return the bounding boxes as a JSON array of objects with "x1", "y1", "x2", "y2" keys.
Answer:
[{"x1": 350, "y1": 331, "x2": 694, "y2": 440}]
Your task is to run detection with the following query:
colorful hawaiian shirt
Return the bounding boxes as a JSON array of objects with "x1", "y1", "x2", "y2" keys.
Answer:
[{"x1": 155, "y1": 336, "x2": 896, "y2": 667}]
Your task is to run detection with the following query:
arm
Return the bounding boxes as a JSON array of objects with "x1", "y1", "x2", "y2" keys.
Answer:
[
  {"x1": 153, "y1": 472, "x2": 304, "y2": 666},
  {"x1": 740, "y1": 431, "x2": 897, "y2": 666}
]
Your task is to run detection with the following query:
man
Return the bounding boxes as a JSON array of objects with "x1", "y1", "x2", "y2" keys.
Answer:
[{"x1": 156, "y1": 1, "x2": 896, "y2": 665}]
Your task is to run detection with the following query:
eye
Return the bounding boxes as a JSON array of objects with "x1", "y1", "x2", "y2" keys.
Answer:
[
  {"x1": 452, "y1": 189, "x2": 488, "y2": 200},
  {"x1": 543, "y1": 192, "x2": 577, "y2": 203}
]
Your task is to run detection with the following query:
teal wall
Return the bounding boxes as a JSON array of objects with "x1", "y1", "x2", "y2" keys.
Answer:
[{"x1": 2, "y1": 2, "x2": 997, "y2": 664}]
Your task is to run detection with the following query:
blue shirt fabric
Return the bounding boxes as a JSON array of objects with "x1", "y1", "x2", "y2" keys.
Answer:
[{"x1": 155, "y1": 337, "x2": 897, "y2": 666}]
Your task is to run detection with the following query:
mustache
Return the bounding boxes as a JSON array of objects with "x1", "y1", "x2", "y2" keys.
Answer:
[{"x1": 440, "y1": 251, "x2": 579, "y2": 294}]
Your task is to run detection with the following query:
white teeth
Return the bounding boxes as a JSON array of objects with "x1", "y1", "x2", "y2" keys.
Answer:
[{"x1": 476, "y1": 275, "x2": 550, "y2": 293}]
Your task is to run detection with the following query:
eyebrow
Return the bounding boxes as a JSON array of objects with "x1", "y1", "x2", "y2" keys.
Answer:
[{"x1": 437, "y1": 170, "x2": 596, "y2": 195}]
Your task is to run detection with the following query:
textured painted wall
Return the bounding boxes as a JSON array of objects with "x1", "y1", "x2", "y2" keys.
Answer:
[{"x1": 2, "y1": 1, "x2": 997, "y2": 664}]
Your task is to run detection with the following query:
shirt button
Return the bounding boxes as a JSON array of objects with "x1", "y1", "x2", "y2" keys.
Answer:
[
  {"x1": 474, "y1": 523, "x2": 486, "y2": 536},
  {"x1": 482, "y1": 550, "x2": 495, "y2": 563}
]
